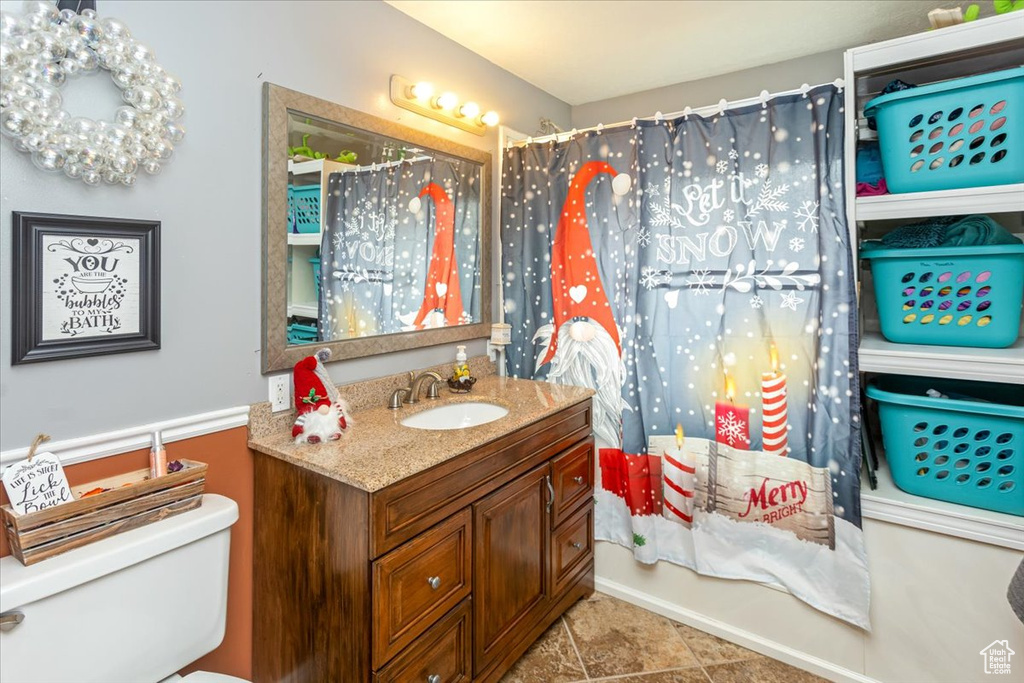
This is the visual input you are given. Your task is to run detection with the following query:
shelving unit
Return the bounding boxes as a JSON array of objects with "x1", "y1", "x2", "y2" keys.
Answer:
[
  {"x1": 285, "y1": 157, "x2": 356, "y2": 333},
  {"x1": 855, "y1": 183, "x2": 1024, "y2": 221},
  {"x1": 844, "y1": 14, "x2": 1024, "y2": 541}
]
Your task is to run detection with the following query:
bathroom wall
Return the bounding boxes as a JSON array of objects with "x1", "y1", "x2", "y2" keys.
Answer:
[
  {"x1": 0, "y1": 429, "x2": 255, "y2": 680},
  {"x1": 571, "y1": 49, "x2": 845, "y2": 128},
  {"x1": 0, "y1": 0, "x2": 572, "y2": 451}
]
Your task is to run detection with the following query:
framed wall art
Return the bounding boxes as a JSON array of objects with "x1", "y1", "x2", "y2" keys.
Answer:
[{"x1": 12, "y1": 212, "x2": 160, "y2": 364}]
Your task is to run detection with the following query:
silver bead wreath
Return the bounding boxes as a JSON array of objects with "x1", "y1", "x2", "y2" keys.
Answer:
[{"x1": 0, "y1": 1, "x2": 184, "y2": 186}]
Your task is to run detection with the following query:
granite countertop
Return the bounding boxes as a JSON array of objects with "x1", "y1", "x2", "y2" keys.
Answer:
[{"x1": 247, "y1": 375, "x2": 594, "y2": 492}]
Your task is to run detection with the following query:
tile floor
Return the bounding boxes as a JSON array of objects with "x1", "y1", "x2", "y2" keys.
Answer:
[{"x1": 500, "y1": 592, "x2": 829, "y2": 683}]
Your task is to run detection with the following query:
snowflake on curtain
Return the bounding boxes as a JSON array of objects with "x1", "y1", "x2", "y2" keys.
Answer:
[
  {"x1": 749, "y1": 295, "x2": 764, "y2": 309},
  {"x1": 646, "y1": 178, "x2": 685, "y2": 229},
  {"x1": 636, "y1": 226, "x2": 652, "y2": 248},
  {"x1": 793, "y1": 200, "x2": 820, "y2": 233},
  {"x1": 715, "y1": 160, "x2": 729, "y2": 174},
  {"x1": 723, "y1": 208, "x2": 735, "y2": 224},
  {"x1": 780, "y1": 291, "x2": 805, "y2": 310},
  {"x1": 686, "y1": 268, "x2": 716, "y2": 295},
  {"x1": 717, "y1": 411, "x2": 749, "y2": 447},
  {"x1": 332, "y1": 231, "x2": 345, "y2": 250},
  {"x1": 728, "y1": 149, "x2": 739, "y2": 160},
  {"x1": 745, "y1": 177, "x2": 790, "y2": 217},
  {"x1": 789, "y1": 237, "x2": 806, "y2": 252},
  {"x1": 640, "y1": 266, "x2": 671, "y2": 290},
  {"x1": 755, "y1": 163, "x2": 770, "y2": 179}
]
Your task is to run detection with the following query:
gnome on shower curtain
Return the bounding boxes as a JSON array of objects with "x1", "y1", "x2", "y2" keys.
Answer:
[
  {"x1": 403, "y1": 182, "x2": 467, "y2": 330},
  {"x1": 534, "y1": 161, "x2": 632, "y2": 447}
]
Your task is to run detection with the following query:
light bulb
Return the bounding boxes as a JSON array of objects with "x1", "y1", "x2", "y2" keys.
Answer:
[
  {"x1": 481, "y1": 110, "x2": 500, "y2": 127},
  {"x1": 408, "y1": 81, "x2": 433, "y2": 100},
  {"x1": 457, "y1": 102, "x2": 480, "y2": 119},
  {"x1": 434, "y1": 92, "x2": 458, "y2": 110}
]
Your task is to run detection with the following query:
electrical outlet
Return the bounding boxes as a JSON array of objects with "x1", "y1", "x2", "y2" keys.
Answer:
[{"x1": 269, "y1": 374, "x2": 290, "y2": 412}]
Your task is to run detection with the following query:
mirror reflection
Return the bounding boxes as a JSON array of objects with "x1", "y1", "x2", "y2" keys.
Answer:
[{"x1": 285, "y1": 113, "x2": 483, "y2": 345}]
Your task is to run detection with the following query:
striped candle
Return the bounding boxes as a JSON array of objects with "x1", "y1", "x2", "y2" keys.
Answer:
[
  {"x1": 663, "y1": 424, "x2": 696, "y2": 526},
  {"x1": 761, "y1": 344, "x2": 789, "y2": 456}
]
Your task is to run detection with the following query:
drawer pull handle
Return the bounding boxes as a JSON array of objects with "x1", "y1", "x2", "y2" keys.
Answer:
[
  {"x1": 0, "y1": 611, "x2": 24, "y2": 632},
  {"x1": 573, "y1": 475, "x2": 584, "y2": 485},
  {"x1": 545, "y1": 474, "x2": 555, "y2": 513},
  {"x1": 428, "y1": 675, "x2": 441, "y2": 683},
  {"x1": 427, "y1": 576, "x2": 441, "y2": 590},
  {"x1": 571, "y1": 542, "x2": 583, "y2": 550}
]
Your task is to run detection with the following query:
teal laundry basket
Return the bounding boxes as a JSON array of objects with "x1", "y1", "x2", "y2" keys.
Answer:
[
  {"x1": 287, "y1": 184, "x2": 321, "y2": 234},
  {"x1": 863, "y1": 67, "x2": 1023, "y2": 194},
  {"x1": 861, "y1": 242, "x2": 1024, "y2": 348},
  {"x1": 866, "y1": 376, "x2": 1023, "y2": 516}
]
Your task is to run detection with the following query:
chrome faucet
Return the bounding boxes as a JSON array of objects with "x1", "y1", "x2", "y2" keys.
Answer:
[
  {"x1": 405, "y1": 371, "x2": 443, "y2": 404},
  {"x1": 387, "y1": 371, "x2": 443, "y2": 409}
]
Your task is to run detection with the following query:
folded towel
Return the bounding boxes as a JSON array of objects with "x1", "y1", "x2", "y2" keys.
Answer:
[
  {"x1": 944, "y1": 214, "x2": 1023, "y2": 247},
  {"x1": 881, "y1": 215, "x2": 1022, "y2": 249},
  {"x1": 856, "y1": 179, "x2": 888, "y2": 197},
  {"x1": 856, "y1": 142, "x2": 885, "y2": 185},
  {"x1": 1009, "y1": 559, "x2": 1024, "y2": 625}
]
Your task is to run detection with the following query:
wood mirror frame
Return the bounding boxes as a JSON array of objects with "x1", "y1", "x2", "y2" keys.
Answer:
[{"x1": 261, "y1": 83, "x2": 493, "y2": 373}]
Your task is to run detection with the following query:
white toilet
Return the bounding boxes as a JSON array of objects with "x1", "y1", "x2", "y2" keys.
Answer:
[{"x1": 0, "y1": 494, "x2": 249, "y2": 683}]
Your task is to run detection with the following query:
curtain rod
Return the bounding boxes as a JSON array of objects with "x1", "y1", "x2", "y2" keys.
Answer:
[
  {"x1": 510, "y1": 78, "x2": 845, "y2": 148},
  {"x1": 338, "y1": 155, "x2": 433, "y2": 174}
]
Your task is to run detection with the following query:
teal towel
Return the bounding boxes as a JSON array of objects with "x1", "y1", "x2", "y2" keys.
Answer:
[
  {"x1": 880, "y1": 215, "x2": 1022, "y2": 249},
  {"x1": 944, "y1": 215, "x2": 1023, "y2": 247}
]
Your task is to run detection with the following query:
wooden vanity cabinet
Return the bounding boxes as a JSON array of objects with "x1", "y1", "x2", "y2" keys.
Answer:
[{"x1": 253, "y1": 398, "x2": 594, "y2": 683}]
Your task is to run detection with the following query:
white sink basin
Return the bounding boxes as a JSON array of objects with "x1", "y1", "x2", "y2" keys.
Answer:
[{"x1": 401, "y1": 401, "x2": 509, "y2": 430}]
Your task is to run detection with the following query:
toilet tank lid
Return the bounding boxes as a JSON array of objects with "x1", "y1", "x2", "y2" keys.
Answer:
[{"x1": 0, "y1": 494, "x2": 238, "y2": 613}]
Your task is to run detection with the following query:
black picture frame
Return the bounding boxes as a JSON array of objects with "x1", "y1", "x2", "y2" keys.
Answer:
[{"x1": 12, "y1": 212, "x2": 160, "y2": 365}]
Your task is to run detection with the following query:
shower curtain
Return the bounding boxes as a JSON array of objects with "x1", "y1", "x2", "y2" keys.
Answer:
[
  {"x1": 501, "y1": 85, "x2": 870, "y2": 628},
  {"x1": 319, "y1": 158, "x2": 482, "y2": 339}
]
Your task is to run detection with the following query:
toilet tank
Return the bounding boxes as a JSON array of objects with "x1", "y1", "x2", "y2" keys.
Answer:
[{"x1": 0, "y1": 494, "x2": 239, "y2": 683}]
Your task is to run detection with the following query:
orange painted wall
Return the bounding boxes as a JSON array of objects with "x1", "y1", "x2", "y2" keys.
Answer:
[{"x1": 1, "y1": 427, "x2": 254, "y2": 680}]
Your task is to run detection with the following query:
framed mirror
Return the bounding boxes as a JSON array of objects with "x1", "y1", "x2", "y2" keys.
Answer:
[{"x1": 262, "y1": 84, "x2": 492, "y2": 373}]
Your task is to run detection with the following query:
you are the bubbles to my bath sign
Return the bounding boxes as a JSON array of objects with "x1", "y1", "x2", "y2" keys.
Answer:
[{"x1": 2, "y1": 453, "x2": 73, "y2": 515}]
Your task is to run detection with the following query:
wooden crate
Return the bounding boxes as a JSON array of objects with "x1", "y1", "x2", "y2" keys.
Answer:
[{"x1": 1, "y1": 459, "x2": 207, "y2": 566}]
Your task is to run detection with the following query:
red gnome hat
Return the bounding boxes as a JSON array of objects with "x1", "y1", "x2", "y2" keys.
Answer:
[
  {"x1": 540, "y1": 160, "x2": 631, "y2": 367},
  {"x1": 410, "y1": 182, "x2": 464, "y2": 329}
]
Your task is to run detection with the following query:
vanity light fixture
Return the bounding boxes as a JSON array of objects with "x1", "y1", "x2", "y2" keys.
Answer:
[{"x1": 390, "y1": 75, "x2": 499, "y2": 136}]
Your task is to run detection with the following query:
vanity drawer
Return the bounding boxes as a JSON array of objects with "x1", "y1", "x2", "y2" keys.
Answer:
[
  {"x1": 550, "y1": 502, "x2": 594, "y2": 597},
  {"x1": 550, "y1": 437, "x2": 594, "y2": 528},
  {"x1": 374, "y1": 598, "x2": 472, "y2": 683},
  {"x1": 373, "y1": 509, "x2": 472, "y2": 668},
  {"x1": 371, "y1": 400, "x2": 592, "y2": 556}
]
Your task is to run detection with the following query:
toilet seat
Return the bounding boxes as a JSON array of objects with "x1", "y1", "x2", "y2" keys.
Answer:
[{"x1": 178, "y1": 673, "x2": 250, "y2": 683}]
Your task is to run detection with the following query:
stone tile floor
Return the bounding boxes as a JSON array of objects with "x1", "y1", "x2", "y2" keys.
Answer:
[{"x1": 500, "y1": 592, "x2": 829, "y2": 683}]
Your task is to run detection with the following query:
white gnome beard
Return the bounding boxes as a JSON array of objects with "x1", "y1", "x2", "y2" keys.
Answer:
[
  {"x1": 533, "y1": 319, "x2": 627, "y2": 447},
  {"x1": 293, "y1": 404, "x2": 347, "y2": 444}
]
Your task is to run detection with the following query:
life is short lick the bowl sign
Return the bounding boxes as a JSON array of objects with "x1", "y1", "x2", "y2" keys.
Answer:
[{"x1": 12, "y1": 212, "x2": 160, "y2": 364}]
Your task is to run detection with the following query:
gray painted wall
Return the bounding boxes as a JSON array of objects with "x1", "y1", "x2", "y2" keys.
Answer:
[
  {"x1": 571, "y1": 50, "x2": 846, "y2": 129},
  {"x1": 0, "y1": 0, "x2": 571, "y2": 449}
]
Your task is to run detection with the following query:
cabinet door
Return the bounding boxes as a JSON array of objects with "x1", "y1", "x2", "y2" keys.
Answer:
[{"x1": 472, "y1": 463, "x2": 551, "y2": 675}]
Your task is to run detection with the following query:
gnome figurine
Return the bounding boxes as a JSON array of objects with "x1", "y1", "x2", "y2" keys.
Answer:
[{"x1": 291, "y1": 348, "x2": 351, "y2": 444}]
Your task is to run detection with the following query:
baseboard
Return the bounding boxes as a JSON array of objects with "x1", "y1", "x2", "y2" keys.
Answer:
[
  {"x1": 594, "y1": 576, "x2": 879, "y2": 683},
  {"x1": 0, "y1": 406, "x2": 250, "y2": 467}
]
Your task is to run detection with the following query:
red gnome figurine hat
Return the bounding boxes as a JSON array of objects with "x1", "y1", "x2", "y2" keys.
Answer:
[
  {"x1": 291, "y1": 348, "x2": 349, "y2": 444},
  {"x1": 539, "y1": 160, "x2": 631, "y2": 367},
  {"x1": 409, "y1": 182, "x2": 464, "y2": 329}
]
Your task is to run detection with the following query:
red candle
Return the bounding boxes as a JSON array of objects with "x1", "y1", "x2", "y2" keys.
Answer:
[
  {"x1": 761, "y1": 343, "x2": 789, "y2": 456},
  {"x1": 715, "y1": 375, "x2": 750, "y2": 449}
]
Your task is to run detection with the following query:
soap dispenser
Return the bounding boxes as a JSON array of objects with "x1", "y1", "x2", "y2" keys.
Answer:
[{"x1": 454, "y1": 345, "x2": 470, "y2": 382}]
